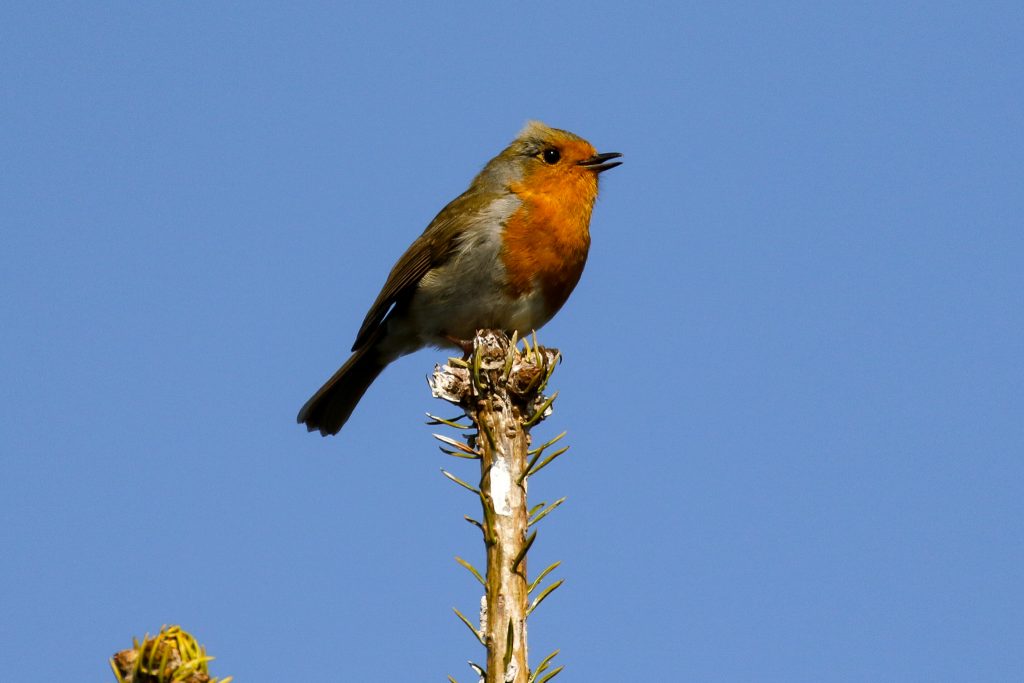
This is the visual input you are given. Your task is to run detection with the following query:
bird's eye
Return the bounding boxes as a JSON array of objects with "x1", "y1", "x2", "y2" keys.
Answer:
[{"x1": 542, "y1": 148, "x2": 561, "y2": 164}]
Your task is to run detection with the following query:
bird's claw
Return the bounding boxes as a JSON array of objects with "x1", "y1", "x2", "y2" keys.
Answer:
[{"x1": 446, "y1": 335, "x2": 476, "y2": 357}]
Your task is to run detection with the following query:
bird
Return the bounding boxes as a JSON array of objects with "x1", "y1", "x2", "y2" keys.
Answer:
[{"x1": 298, "y1": 120, "x2": 621, "y2": 436}]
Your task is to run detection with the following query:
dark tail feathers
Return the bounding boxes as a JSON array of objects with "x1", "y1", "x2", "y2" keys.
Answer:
[{"x1": 297, "y1": 344, "x2": 387, "y2": 436}]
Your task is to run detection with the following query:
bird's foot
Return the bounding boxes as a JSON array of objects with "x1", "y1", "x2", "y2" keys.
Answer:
[{"x1": 446, "y1": 335, "x2": 476, "y2": 357}]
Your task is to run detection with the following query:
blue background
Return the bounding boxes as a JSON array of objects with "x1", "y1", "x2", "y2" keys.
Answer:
[{"x1": 2, "y1": 2, "x2": 1021, "y2": 680}]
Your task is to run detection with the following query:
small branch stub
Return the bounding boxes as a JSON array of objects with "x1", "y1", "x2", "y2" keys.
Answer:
[{"x1": 430, "y1": 331, "x2": 563, "y2": 683}]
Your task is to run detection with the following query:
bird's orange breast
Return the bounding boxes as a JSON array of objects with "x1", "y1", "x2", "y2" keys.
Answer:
[{"x1": 501, "y1": 172, "x2": 597, "y2": 315}]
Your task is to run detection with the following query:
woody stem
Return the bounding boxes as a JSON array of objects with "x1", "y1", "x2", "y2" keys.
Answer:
[
  {"x1": 475, "y1": 392, "x2": 530, "y2": 683},
  {"x1": 431, "y1": 331, "x2": 561, "y2": 683}
]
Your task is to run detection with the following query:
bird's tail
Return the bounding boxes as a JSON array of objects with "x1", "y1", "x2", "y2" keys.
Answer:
[{"x1": 297, "y1": 343, "x2": 388, "y2": 436}]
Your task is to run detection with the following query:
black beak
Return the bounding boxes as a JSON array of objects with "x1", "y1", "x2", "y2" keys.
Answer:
[{"x1": 577, "y1": 151, "x2": 623, "y2": 173}]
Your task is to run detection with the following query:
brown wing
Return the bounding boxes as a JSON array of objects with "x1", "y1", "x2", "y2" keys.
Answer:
[{"x1": 350, "y1": 190, "x2": 481, "y2": 351}]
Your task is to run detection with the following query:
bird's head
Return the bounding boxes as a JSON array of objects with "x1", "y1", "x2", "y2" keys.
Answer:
[{"x1": 474, "y1": 121, "x2": 621, "y2": 204}]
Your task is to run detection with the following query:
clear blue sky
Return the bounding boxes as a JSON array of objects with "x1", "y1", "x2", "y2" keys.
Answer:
[{"x1": 2, "y1": 3, "x2": 1021, "y2": 680}]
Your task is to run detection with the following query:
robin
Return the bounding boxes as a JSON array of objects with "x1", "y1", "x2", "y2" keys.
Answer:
[{"x1": 298, "y1": 121, "x2": 622, "y2": 435}]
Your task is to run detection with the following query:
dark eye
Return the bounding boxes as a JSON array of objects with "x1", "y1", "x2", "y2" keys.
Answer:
[{"x1": 542, "y1": 148, "x2": 561, "y2": 164}]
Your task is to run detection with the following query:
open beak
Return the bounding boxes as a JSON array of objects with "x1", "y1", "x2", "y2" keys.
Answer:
[{"x1": 577, "y1": 152, "x2": 623, "y2": 173}]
